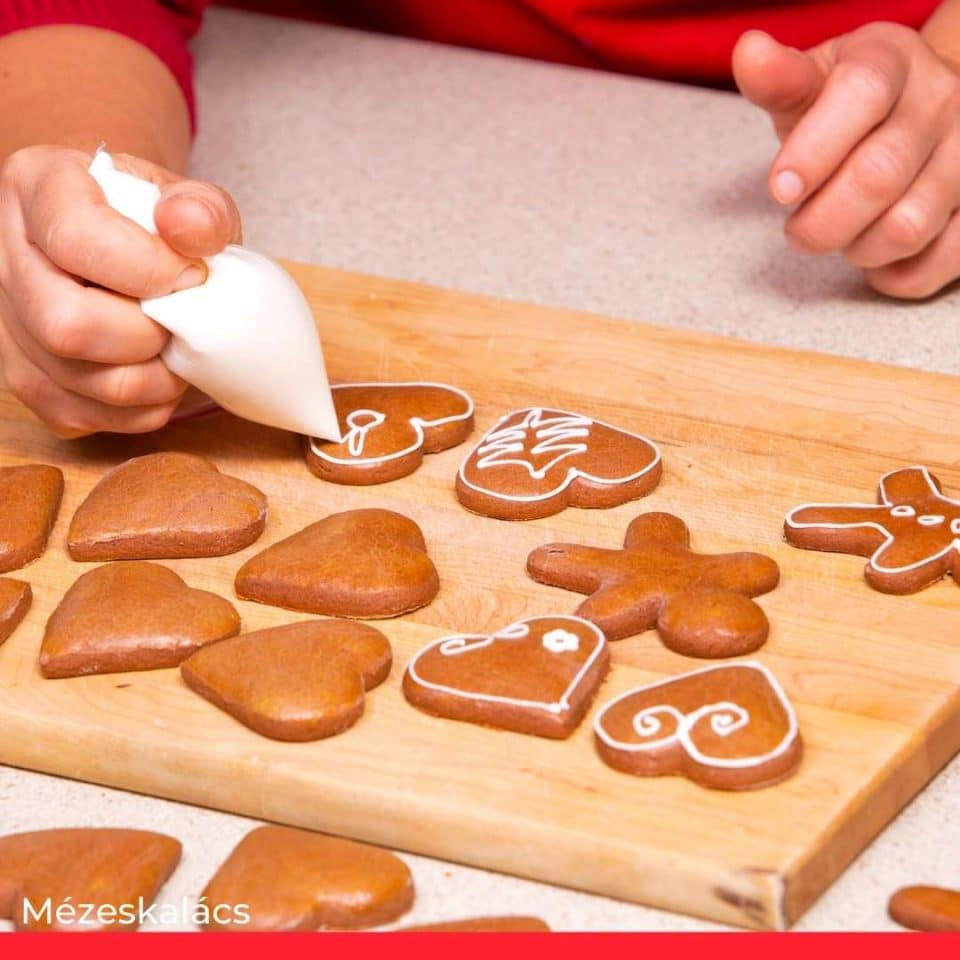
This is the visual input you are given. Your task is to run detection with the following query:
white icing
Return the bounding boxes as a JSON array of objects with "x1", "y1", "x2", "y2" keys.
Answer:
[
  {"x1": 457, "y1": 407, "x2": 662, "y2": 504},
  {"x1": 344, "y1": 409, "x2": 387, "y2": 456},
  {"x1": 891, "y1": 505, "x2": 916, "y2": 518},
  {"x1": 919, "y1": 515, "x2": 945, "y2": 527},
  {"x1": 593, "y1": 661, "x2": 799, "y2": 771},
  {"x1": 542, "y1": 628, "x2": 580, "y2": 653},
  {"x1": 308, "y1": 382, "x2": 474, "y2": 466},
  {"x1": 406, "y1": 616, "x2": 606, "y2": 716},
  {"x1": 88, "y1": 150, "x2": 341, "y2": 440},
  {"x1": 784, "y1": 465, "x2": 960, "y2": 575}
]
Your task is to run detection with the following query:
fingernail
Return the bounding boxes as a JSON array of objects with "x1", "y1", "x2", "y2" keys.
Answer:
[
  {"x1": 174, "y1": 264, "x2": 205, "y2": 292},
  {"x1": 773, "y1": 169, "x2": 804, "y2": 205}
]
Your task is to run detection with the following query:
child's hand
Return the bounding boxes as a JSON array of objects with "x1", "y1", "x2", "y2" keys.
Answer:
[
  {"x1": 0, "y1": 146, "x2": 242, "y2": 436},
  {"x1": 733, "y1": 23, "x2": 960, "y2": 299}
]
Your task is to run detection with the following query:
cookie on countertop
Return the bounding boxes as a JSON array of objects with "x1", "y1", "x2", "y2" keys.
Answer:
[
  {"x1": 785, "y1": 466, "x2": 960, "y2": 594},
  {"x1": 594, "y1": 661, "x2": 802, "y2": 790},
  {"x1": 68, "y1": 452, "x2": 267, "y2": 561},
  {"x1": 456, "y1": 407, "x2": 662, "y2": 520},
  {"x1": 0, "y1": 578, "x2": 31, "y2": 646},
  {"x1": 0, "y1": 464, "x2": 63, "y2": 573},
  {"x1": 181, "y1": 619, "x2": 392, "y2": 741},
  {"x1": 888, "y1": 885, "x2": 960, "y2": 932},
  {"x1": 201, "y1": 825, "x2": 414, "y2": 931},
  {"x1": 403, "y1": 615, "x2": 609, "y2": 739},
  {"x1": 0, "y1": 828, "x2": 181, "y2": 931},
  {"x1": 41, "y1": 561, "x2": 240, "y2": 678},
  {"x1": 235, "y1": 509, "x2": 439, "y2": 618},
  {"x1": 528, "y1": 512, "x2": 780, "y2": 655},
  {"x1": 306, "y1": 382, "x2": 474, "y2": 485}
]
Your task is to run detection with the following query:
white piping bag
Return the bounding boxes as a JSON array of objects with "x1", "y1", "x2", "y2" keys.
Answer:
[{"x1": 88, "y1": 150, "x2": 342, "y2": 441}]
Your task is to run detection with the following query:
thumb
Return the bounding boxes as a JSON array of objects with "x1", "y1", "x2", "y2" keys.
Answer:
[
  {"x1": 733, "y1": 30, "x2": 826, "y2": 139},
  {"x1": 154, "y1": 181, "x2": 243, "y2": 260}
]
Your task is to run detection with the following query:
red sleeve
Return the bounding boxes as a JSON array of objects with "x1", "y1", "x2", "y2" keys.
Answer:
[{"x1": 0, "y1": 0, "x2": 211, "y2": 128}]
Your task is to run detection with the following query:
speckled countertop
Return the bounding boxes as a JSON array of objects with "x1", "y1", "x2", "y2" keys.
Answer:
[{"x1": 1, "y1": 6, "x2": 957, "y2": 932}]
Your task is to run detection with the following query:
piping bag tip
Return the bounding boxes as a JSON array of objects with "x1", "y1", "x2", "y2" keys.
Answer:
[{"x1": 88, "y1": 150, "x2": 342, "y2": 443}]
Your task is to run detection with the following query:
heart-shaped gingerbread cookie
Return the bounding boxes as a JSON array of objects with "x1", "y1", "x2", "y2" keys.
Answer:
[
  {"x1": 68, "y1": 452, "x2": 267, "y2": 561},
  {"x1": 235, "y1": 509, "x2": 439, "y2": 617},
  {"x1": 456, "y1": 407, "x2": 662, "y2": 520},
  {"x1": 306, "y1": 382, "x2": 474, "y2": 485},
  {"x1": 41, "y1": 561, "x2": 241, "y2": 678},
  {"x1": 0, "y1": 828, "x2": 181, "y2": 931},
  {"x1": 181, "y1": 619, "x2": 392, "y2": 741},
  {"x1": 0, "y1": 464, "x2": 63, "y2": 572},
  {"x1": 594, "y1": 662, "x2": 802, "y2": 790},
  {"x1": 403, "y1": 615, "x2": 609, "y2": 739},
  {"x1": 0, "y1": 578, "x2": 31, "y2": 646},
  {"x1": 201, "y1": 825, "x2": 414, "y2": 931}
]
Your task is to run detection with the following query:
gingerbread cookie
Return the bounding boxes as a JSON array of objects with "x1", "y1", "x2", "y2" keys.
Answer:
[
  {"x1": 0, "y1": 828, "x2": 181, "y2": 931},
  {"x1": 181, "y1": 619, "x2": 392, "y2": 741},
  {"x1": 527, "y1": 513, "x2": 780, "y2": 654},
  {"x1": 785, "y1": 466, "x2": 960, "y2": 594},
  {"x1": 306, "y1": 382, "x2": 474, "y2": 485},
  {"x1": 456, "y1": 407, "x2": 662, "y2": 520},
  {"x1": 0, "y1": 578, "x2": 31, "y2": 646},
  {"x1": 594, "y1": 662, "x2": 802, "y2": 790},
  {"x1": 41, "y1": 561, "x2": 240, "y2": 678},
  {"x1": 236, "y1": 509, "x2": 439, "y2": 617},
  {"x1": 0, "y1": 464, "x2": 63, "y2": 572},
  {"x1": 400, "y1": 916, "x2": 551, "y2": 932},
  {"x1": 403, "y1": 615, "x2": 609, "y2": 739},
  {"x1": 68, "y1": 452, "x2": 267, "y2": 561},
  {"x1": 888, "y1": 885, "x2": 960, "y2": 932},
  {"x1": 201, "y1": 825, "x2": 414, "y2": 931}
]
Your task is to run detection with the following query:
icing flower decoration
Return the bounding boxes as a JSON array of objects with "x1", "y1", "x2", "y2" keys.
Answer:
[{"x1": 542, "y1": 628, "x2": 580, "y2": 654}]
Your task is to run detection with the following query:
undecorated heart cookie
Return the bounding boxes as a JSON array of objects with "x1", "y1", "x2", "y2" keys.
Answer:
[
  {"x1": 181, "y1": 619, "x2": 392, "y2": 741},
  {"x1": 527, "y1": 512, "x2": 780, "y2": 655},
  {"x1": 41, "y1": 561, "x2": 241, "y2": 678},
  {"x1": 403, "y1": 615, "x2": 609, "y2": 739},
  {"x1": 888, "y1": 885, "x2": 960, "y2": 932},
  {"x1": 0, "y1": 464, "x2": 63, "y2": 572},
  {"x1": 456, "y1": 407, "x2": 661, "y2": 520},
  {"x1": 0, "y1": 828, "x2": 181, "y2": 931},
  {"x1": 785, "y1": 465, "x2": 960, "y2": 594},
  {"x1": 0, "y1": 578, "x2": 31, "y2": 646},
  {"x1": 201, "y1": 825, "x2": 414, "y2": 931},
  {"x1": 306, "y1": 382, "x2": 474, "y2": 484},
  {"x1": 68, "y1": 452, "x2": 267, "y2": 561},
  {"x1": 594, "y1": 661, "x2": 802, "y2": 790},
  {"x1": 235, "y1": 509, "x2": 439, "y2": 617},
  {"x1": 400, "y1": 916, "x2": 551, "y2": 931}
]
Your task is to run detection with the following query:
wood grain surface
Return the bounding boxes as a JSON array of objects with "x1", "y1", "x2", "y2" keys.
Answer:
[{"x1": 0, "y1": 262, "x2": 958, "y2": 929}]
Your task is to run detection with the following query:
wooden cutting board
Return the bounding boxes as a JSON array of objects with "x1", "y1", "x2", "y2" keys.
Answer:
[{"x1": 0, "y1": 262, "x2": 958, "y2": 930}]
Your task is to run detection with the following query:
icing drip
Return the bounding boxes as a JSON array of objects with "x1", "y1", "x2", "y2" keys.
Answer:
[{"x1": 342, "y1": 409, "x2": 387, "y2": 457}]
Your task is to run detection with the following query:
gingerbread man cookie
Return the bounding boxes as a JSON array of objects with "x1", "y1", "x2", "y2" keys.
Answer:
[
  {"x1": 785, "y1": 466, "x2": 960, "y2": 594},
  {"x1": 403, "y1": 615, "x2": 609, "y2": 739},
  {"x1": 0, "y1": 578, "x2": 31, "y2": 647},
  {"x1": 594, "y1": 662, "x2": 802, "y2": 790},
  {"x1": 456, "y1": 407, "x2": 662, "y2": 520},
  {"x1": 527, "y1": 513, "x2": 780, "y2": 655},
  {"x1": 306, "y1": 382, "x2": 474, "y2": 485},
  {"x1": 0, "y1": 464, "x2": 63, "y2": 573}
]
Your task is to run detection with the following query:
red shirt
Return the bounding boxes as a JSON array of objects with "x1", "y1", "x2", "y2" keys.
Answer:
[{"x1": 0, "y1": 0, "x2": 944, "y2": 122}]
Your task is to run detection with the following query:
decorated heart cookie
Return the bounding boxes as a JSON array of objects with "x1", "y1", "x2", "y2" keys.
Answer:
[
  {"x1": 201, "y1": 825, "x2": 414, "y2": 931},
  {"x1": 785, "y1": 466, "x2": 960, "y2": 594},
  {"x1": 0, "y1": 828, "x2": 181, "y2": 931},
  {"x1": 41, "y1": 561, "x2": 241, "y2": 678},
  {"x1": 0, "y1": 464, "x2": 63, "y2": 572},
  {"x1": 0, "y1": 578, "x2": 31, "y2": 646},
  {"x1": 527, "y1": 512, "x2": 780, "y2": 654},
  {"x1": 306, "y1": 382, "x2": 474, "y2": 485},
  {"x1": 181, "y1": 619, "x2": 392, "y2": 741},
  {"x1": 235, "y1": 509, "x2": 439, "y2": 618},
  {"x1": 403, "y1": 615, "x2": 609, "y2": 739},
  {"x1": 456, "y1": 407, "x2": 662, "y2": 520},
  {"x1": 400, "y1": 916, "x2": 551, "y2": 932},
  {"x1": 594, "y1": 662, "x2": 802, "y2": 790},
  {"x1": 68, "y1": 452, "x2": 267, "y2": 561},
  {"x1": 888, "y1": 885, "x2": 960, "y2": 932}
]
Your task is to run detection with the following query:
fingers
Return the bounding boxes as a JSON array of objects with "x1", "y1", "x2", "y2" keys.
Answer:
[
  {"x1": 155, "y1": 181, "x2": 243, "y2": 258},
  {"x1": 864, "y1": 206, "x2": 960, "y2": 299}
]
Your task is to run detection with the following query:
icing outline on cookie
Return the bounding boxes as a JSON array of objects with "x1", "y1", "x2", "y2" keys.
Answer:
[
  {"x1": 785, "y1": 465, "x2": 960, "y2": 575},
  {"x1": 593, "y1": 661, "x2": 799, "y2": 771},
  {"x1": 406, "y1": 616, "x2": 606, "y2": 716},
  {"x1": 457, "y1": 408, "x2": 662, "y2": 504},
  {"x1": 308, "y1": 382, "x2": 475, "y2": 466}
]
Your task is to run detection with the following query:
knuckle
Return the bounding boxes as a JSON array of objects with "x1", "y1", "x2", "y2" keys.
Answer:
[
  {"x1": 35, "y1": 301, "x2": 89, "y2": 358},
  {"x1": 97, "y1": 365, "x2": 149, "y2": 407},
  {"x1": 852, "y1": 142, "x2": 910, "y2": 199},
  {"x1": 835, "y1": 60, "x2": 895, "y2": 110},
  {"x1": 785, "y1": 216, "x2": 832, "y2": 253},
  {"x1": 883, "y1": 201, "x2": 933, "y2": 251}
]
